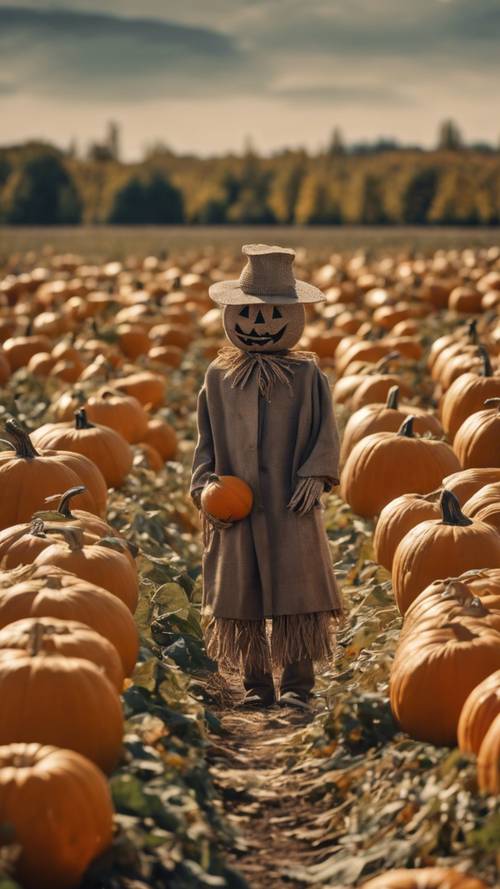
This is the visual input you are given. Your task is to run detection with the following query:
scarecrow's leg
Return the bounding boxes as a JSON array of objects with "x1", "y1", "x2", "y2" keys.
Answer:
[
  {"x1": 242, "y1": 662, "x2": 275, "y2": 706},
  {"x1": 280, "y1": 659, "x2": 315, "y2": 700}
]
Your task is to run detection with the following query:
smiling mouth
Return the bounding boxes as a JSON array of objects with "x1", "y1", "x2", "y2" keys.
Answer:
[{"x1": 235, "y1": 323, "x2": 287, "y2": 347}]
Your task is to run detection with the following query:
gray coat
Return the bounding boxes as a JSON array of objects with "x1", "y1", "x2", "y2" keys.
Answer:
[{"x1": 191, "y1": 358, "x2": 343, "y2": 621}]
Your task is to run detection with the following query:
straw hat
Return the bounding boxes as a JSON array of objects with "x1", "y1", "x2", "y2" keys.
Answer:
[{"x1": 209, "y1": 244, "x2": 325, "y2": 306}]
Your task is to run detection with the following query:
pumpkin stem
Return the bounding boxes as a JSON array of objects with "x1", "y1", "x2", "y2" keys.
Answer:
[
  {"x1": 43, "y1": 525, "x2": 84, "y2": 551},
  {"x1": 29, "y1": 518, "x2": 47, "y2": 538},
  {"x1": 27, "y1": 621, "x2": 46, "y2": 657},
  {"x1": 374, "y1": 351, "x2": 400, "y2": 373},
  {"x1": 57, "y1": 486, "x2": 86, "y2": 519},
  {"x1": 484, "y1": 397, "x2": 500, "y2": 413},
  {"x1": 467, "y1": 319, "x2": 478, "y2": 344},
  {"x1": 74, "y1": 408, "x2": 95, "y2": 430},
  {"x1": 207, "y1": 473, "x2": 220, "y2": 483},
  {"x1": 477, "y1": 345, "x2": 493, "y2": 378},
  {"x1": 440, "y1": 489, "x2": 473, "y2": 526},
  {"x1": 4, "y1": 419, "x2": 39, "y2": 459},
  {"x1": 397, "y1": 416, "x2": 415, "y2": 437},
  {"x1": 386, "y1": 386, "x2": 400, "y2": 410}
]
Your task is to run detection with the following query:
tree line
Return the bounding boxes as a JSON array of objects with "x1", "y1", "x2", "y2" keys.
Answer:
[{"x1": 1, "y1": 139, "x2": 500, "y2": 226}]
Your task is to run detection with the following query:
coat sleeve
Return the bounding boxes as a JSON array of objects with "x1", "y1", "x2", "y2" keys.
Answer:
[
  {"x1": 296, "y1": 366, "x2": 340, "y2": 485},
  {"x1": 190, "y1": 384, "x2": 215, "y2": 503}
]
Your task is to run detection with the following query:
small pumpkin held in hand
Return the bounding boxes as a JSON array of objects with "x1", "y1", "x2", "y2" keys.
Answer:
[
  {"x1": 201, "y1": 474, "x2": 253, "y2": 521},
  {"x1": 0, "y1": 743, "x2": 114, "y2": 889}
]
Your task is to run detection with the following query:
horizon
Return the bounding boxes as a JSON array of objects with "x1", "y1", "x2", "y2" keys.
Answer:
[{"x1": 1, "y1": 1, "x2": 500, "y2": 160}]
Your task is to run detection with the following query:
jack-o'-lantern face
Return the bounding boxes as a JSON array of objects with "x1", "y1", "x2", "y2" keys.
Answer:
[{"x1": 223, "y1": 303, "x2": 305, "y2": 353}]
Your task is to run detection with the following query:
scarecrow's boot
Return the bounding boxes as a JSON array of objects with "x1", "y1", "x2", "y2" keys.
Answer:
[
  {"x1": 279, "y1": 659, "x2": 315, "y2": 710},
  {"x1": 241, "y1": 664, "x2": 275, "y2": 708}
]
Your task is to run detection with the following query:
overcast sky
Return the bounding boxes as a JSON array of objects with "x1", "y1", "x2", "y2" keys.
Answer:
[{"x1": 0, "y1": 0, "x2": 499, "y2": 158}]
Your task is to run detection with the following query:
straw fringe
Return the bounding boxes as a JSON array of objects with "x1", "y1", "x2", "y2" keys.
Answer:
[
  {"x1": 203, "y1": 616, "x2": 271, "y2": 674},
  {"x1": 203, "y1": 610, "x2": 340, "y2": 672},
  {"x1": 271, "y1": 612, "x2": 340, "y2": 668},
  {"x1": 214, "y1": 346, "x2": 316, "y2": 402}
]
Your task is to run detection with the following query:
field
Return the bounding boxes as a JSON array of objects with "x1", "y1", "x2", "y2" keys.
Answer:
[
  {"x1": 0, "y1": 229, "x2": 499, "y2": 889},
  {"x1": 2, "y1": 225, "x2": 500, "y2": 263}
]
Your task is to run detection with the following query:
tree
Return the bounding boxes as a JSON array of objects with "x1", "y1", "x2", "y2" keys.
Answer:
[
  {"x1": 294, "y1": 173, "x2": 342, "y2": 224},
  {"x1": 269, "y1": 157, "x2": 307, "y2": 223},
  {"x1": 2, "y1": 153, "x2": 82, "y2": 224},
  {"x1": 344, "y1": 171, "x2": 387, "y2": 223},
  {"x1": 328, "y1": 127, "x2": 346, "y2": 156},
  {"x1": 437, "y1": 119, "x2": 463, "y2": 151},
  {"x1": 400, "y1": 167, "x2": 440, "y2": 224},
  {"x1": 106, "y1": 172, "x2": 184, "y2": 224}
]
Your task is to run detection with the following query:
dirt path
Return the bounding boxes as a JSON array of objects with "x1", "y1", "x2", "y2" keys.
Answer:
[{"x1": 206, "y1": 673, "x2": 333, "y2": 889}]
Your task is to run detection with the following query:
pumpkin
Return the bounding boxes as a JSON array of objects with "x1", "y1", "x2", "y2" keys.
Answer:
[
  {"x1": 441, "y1": 347, "x2": 500, "y2": 440},
  {"x1": 341, "y1": 386, "x2": 442, "y2": 468},
  {"x1": 335, "y1": 341, "x2": 395, "y2": 378},
  {"x1": 348, "y1": 367, "x2": 411, "y2": 412},
  {"x1": 117, "y1": 323, "x2": 150, "y2": 359},
  {"x1": 113, "y1": 371, "x2": 165, "y2": 408},
  {"x1": 0, "y1": 348, "x2": 11, "y2": 385},
  {"x1": 223, "y1": 303, "x2": 305, "y2": 353},
  {"x1": 442, "y1": 467, "x2": 500, "y2": 505},
  {"x1": 458, "y1": 669, "x2": 500, "y2": 755},
  {"x1": 0, "y1": 565, "x2": 138, "y2": 675},
  {"x1": 0, "y1": 519, "x2": 62, "y2": 569},
  {"x1": 201, "y1": 474, "x2": 253, "y2": 521},
  {"x1": 142, "y1": 417, "x2": 177, "y2": 461},
  {"x1": 134, "y1": 442, "x2": 164, "y2": 471},
  {"x1": 454, "y1": 398, "x2": 500, "y2": 468},
  {"x1": 26, "y1": 351, "x2": 56, "y2": 377},
  {"x1": 361, "y1": 867, "x2": 488, "y2": 888},
  {"x1": 473, "y1": 502, "x2": 500, "y2": 534},
  {"x1": 392, "y1": 491, "x2": 500, "y2": 615},
  {"x1": 0, "y1": 743, "x2": 113, "y2": 889},
  {"x1": 0, "y1": 617, "x2": 123, "y2": 691},
  {"x1": 148, "y1": 344, "x2": 183, "y2": 368},
  {"x1": 403, "y1": 575, "x2": 500, "y2": 639},
  {"x1": 2, "y1": 334, "x2": 51, "y2": 370},
  {"x1": 0, "y1": 419, "x2": 107, "y2": 529},
  {"x1": 477, "y1": 712, "x2": 500, "y2": 794},
  {"x1": 33, "y1": 527, "x2": 139, "y2": 612},
  {"x1": 33, "y1": 485, "x2": 120, "y2": 540},
  {"x1": 373, "y1": 489, "x2": 442, "y2": 572},
  {"x1": 340, "y1": 417, "x2": 460, "y2": 519},
  {"x1": 86, "y1": 388, "x2": 149, "y2": 443},
  {"x1": 390, "y1": 617, "x2": 500, "y2": 745},
  {"x1": 463, "y1": 482, "x2": 500, "y2": 518},
  {"x1": 0, "y1": 653, "x2": 123, "y2": 772},
  {"x1": 32, "y1": 408, "x2": 133, "y2": 488}
]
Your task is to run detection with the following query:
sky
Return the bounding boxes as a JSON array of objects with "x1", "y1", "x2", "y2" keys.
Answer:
[{"x1": 0, "y1": 0, "x2": 499, "y2": 159}]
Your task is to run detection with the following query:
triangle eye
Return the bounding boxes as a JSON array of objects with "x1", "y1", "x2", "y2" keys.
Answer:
[
  {"x1": 272, "y1": 307, "x2": 282, "y2": 319},
  {"x1": 239, "y1": 306, "x2": 250, "y2": 318}
]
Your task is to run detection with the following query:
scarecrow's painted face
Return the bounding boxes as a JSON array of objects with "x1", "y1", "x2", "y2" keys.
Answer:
[{"x1": 223, "y1": 303, "x2": 305, "y2": 353}]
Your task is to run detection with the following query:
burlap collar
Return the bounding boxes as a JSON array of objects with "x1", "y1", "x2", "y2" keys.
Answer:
[{"x1": 214, "y1": 346, "x2": 316, "y2": 402}]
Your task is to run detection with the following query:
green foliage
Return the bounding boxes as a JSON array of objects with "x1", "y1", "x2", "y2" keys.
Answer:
[
  {"x1": 1, "y1": 141, "x2": 500, "y2": 225},
  {"x1": 1, "y1": 152, "x2": 82, "y2": 225},
  {"x1": 106, "y1": 172, "x2": 184, "y2": 224}
]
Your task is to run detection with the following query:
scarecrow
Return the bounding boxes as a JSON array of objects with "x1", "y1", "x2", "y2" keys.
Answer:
[{"x1": 191, "y1": 244, "x2": 343, "y2": 709}]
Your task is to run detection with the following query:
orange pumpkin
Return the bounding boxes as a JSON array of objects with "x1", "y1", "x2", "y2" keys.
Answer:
[
  {"x1": 32, "y1": 409, "x2": 133, "y2": 488},
  {"x1": 33, "y1": 527, "x2": 139, "y2": 612},
  {"x1": 477, "y1": 712, "x2": 500, "y2": 794},
  {"x1": 0, "y1": 565, "x2": 138, "y2": 675},
  {"x1": 0, "y1": 743, "x2": 113, "y2": 889},
  {"x1": 0, "y1": 420, "x2": 107, "y2": 528},
  {"x1": 201, "y1": 474, "x2": 253, "y2": 521},
  {"x1": 403, "y1": 574, "x2": 500, "y2": 639},
  {"x1": 373, "y1": 489, "x2": 442, "y2": 572},
  {"x1": 0, "y1": 654, "x2": 123, "y2": 773},
  {"x1": 341, "y1": 386, "x2": 442, "y2": 468},
  {"x1": 454, "y1": 398, "x2": 500, "y2": 468},
  {"x1": 458, "y1": 669, "x2": 500, "y2": 755},
  {"x1": 142, "y1": 417, "x2": 177, "y2": 461},
  {"x1": 441, "y1": 347, "x2": 500, "y2": 440},
  {"x1": 442, "y1": 467, "x2": 500, "y2": 505},
  {"x1": 340, "y1": 417, "x2": 459, "y2": 518},
  {"x1": 390, "y1": 616, "x2": 500, "y2": 745},
  {"x1": 113, "y1": 371, "x2": 165, "y2": 408},
  {"x1": 0, "y1": 617, "x2": 123, "y2": 691},
  {"x1": 34, "y1": 485, "x2": 120, "y2": 540},
  {"x1": 463, "y1": 482, "x2": 500, "y2": 518},
  {"x1": 86, "y1": 388, "x2": 149, "y2": 443},
  {"x1": 392, "y1": 491, "x2": 500, "y2": 615}
]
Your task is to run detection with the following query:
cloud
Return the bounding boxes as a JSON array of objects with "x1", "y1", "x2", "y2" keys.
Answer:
[
  {"x1": 0, "y1": 5, "x2": 269, "y2": 99},
  {"x1": 271, "y1": 83, "x2": 411, "y2": 107}
]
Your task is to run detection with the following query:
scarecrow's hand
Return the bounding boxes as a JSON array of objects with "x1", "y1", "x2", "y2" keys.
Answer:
[
  {"x1": 203, "y1": 511, "x2": 233, "y2": 531},
  {"x1": 287, "y1": 477, "x2": 326, "y2": 515}
]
